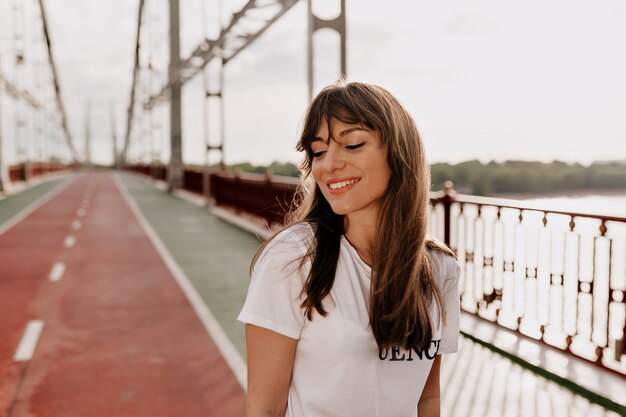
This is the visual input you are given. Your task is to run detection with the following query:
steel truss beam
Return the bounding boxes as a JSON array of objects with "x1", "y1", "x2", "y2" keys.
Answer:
[
  {"x1": 0, "y1": 73, "x2": 42, "y2": 109},
  {"x1": 38, "y1": 0, "x2": 78, "y2": 162},
  {"x1": 143, "y1": 0, "x2": 299, "y2": 110}
]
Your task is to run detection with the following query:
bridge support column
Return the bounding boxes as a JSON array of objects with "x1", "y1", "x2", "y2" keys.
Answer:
[
  {"x1": 0, "y1": 80, "x2": 5, "y2": 194},
  {"x1": 167, "y1": 0, "x2": 183, "y2": 191},
  {"x1": 307, "y1": 0, "x2": 347, "y2": 101}
]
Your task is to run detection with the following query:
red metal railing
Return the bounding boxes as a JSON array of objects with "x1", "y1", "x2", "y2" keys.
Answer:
[
  {"x1": 129, "y1": 165, "x2": 626, "y2": 376},
  {"x1": 6, "y1": 163, "x2": 72, "y2": 183},
  {"x1": 125, "y1": 164, "x2": 171, "y2": 183},
  {"x1": 127, "y1": 165, "x2": 299, "y2": 225},
  {"x1": 8, "y1": 164, "x2": 24, "y2": 182},
  {"x1": 208, "y1": 171, "x2": 299, "y2": 226},
  {"x1": 431, "y1": 183, "x2": 626, "y2": 376}
]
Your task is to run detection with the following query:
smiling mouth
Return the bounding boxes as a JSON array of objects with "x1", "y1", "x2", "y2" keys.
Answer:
[{"x1": 328, "y1": 178, "x2": 360, "y2": 190}]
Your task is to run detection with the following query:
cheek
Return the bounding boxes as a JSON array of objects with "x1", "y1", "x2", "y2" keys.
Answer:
[
  {"x1": 370, "y1": 157, "x2": 392, "y2": 192},
  {"x1": 311, "y1": 161, "x2": 323, "y2": 183}
]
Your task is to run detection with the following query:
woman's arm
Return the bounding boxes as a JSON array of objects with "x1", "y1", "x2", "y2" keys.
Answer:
[
  {"x1": 417, "y1": 355, "x2": 442, "y2": 417},
  {"x1": 245, "y1": 324, "x2": 299, "y2": 417}
]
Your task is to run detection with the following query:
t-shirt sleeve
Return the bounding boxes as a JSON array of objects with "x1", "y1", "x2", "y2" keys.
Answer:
[
  {"x1": 237, "y1": 229, "x2": 310, "y2": 340},
  {"x1": 438, "y1": 257, "x2": 461, "y2": 354}
]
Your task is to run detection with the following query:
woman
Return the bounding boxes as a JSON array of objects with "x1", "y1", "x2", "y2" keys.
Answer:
[{"x1": 238, "y1": 81, "x2": 461, "y2": 417}]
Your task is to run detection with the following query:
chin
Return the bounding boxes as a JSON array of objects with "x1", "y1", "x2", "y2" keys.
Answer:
[{"x1": 328, "y1": 204, "x2": 351, "y2": 216}]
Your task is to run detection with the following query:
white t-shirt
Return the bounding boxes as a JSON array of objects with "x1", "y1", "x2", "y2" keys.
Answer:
[{"x1": 238, "y1": 222, "x2": 461, "y2": 417}]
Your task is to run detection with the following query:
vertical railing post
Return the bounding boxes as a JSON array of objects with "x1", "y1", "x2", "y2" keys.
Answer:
[
  {"x1": 618, "y1": 324, "x2": 626, "y2": 361},
  {"x1": 441, "y1": 180, "x2": 456, "y2": 248}
]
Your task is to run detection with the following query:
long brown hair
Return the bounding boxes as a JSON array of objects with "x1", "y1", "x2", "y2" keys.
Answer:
[{"x1": 252, "y1": 81, "x2": 456, "y2": 351}]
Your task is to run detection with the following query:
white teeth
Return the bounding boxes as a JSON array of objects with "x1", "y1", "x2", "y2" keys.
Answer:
[{"x1": 329, "y1": 179, "x2": 359, "y2": 190}]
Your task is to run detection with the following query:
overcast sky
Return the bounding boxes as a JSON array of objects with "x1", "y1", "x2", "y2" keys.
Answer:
[{"x1": 1, "y1": 0, "x2": 625, "y2": 167}]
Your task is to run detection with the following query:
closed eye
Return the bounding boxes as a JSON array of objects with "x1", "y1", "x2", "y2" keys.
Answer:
[
  {"x1": 311, "y1": 142, "x2": 363, "y2": 158},
  {"x1": 346, "y1": 142, "x2": 365, "y2": 150}
]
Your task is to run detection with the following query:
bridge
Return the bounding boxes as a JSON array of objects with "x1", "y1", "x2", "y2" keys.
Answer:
[{"x1": 0, "y1": 1, "x2": 625, "y2": 417}]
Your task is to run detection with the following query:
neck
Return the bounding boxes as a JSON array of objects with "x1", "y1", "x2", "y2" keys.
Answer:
[{"x1": 344, "y1": 208, "x2": 380, "y2": 266}]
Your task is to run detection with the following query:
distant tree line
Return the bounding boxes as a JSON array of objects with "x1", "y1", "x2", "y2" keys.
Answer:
[
  {"x1": 431, "y1": 160, "x2": 626, "y2": 196},
  {"x1": 214, "y1": 159, "x2": 626, "y2": 196},
  {"x1": 221, "y1": 161, "x2": 301, "y2": 177}
]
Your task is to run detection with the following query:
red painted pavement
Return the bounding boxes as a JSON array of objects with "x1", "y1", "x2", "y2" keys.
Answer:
[
  {"x1": 0, "y1": 175, "x2": 83, "y2": 415},
  {"x1": 0, "y1": 172, "x2": 245, "y2": 417}
]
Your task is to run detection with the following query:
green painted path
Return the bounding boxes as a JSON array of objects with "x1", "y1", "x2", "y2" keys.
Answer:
[
  {"x1": 118, "y1": 172, "x2": 258, "y2": 357},
  {"x1": 0, "y1": 176, "x2": 72, "y2": 229}
]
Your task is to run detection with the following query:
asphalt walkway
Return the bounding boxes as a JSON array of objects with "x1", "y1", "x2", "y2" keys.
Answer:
[
  {"x1": 0, "y1": 172, "x2": 244, "y2": 417},
  {"x1": 0, "y1": 171, "x2": 622, "y2": 417}
]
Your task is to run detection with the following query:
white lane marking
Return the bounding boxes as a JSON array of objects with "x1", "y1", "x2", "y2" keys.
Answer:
[
  {"x1": 113, "y1": 173, "x2": 247, "y2": 390},
  {"x1": 80, "y1": 200, "x2": 89, "y2": 208},
  {"x1": 77, "y1": 208, "x2": 86, "y2": 217},
  {"x1": 71, "y1": 219, "x2": 81, "y2": 230},
  {"x1": 64, "y1": 235, "x2": 76, "y2": 248},
  {"x1": 48, "y1": 262, "x2": 66, "y2": 282},
  {"x1": 0, "y1": 175, "x2": 79, "y2": 237},
  {"x1": 13, "y1": 320, "x2": 45, "y2": 361}
]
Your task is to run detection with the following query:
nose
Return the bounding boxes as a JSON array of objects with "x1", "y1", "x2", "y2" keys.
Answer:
[{"x1": 322, "y1": 144, "x2": 346, "y2": 172}]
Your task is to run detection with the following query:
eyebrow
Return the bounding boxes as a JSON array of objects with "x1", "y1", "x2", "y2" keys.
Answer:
[{"x1": 311, "y1": 126, "x2": 367, "y2": 142}]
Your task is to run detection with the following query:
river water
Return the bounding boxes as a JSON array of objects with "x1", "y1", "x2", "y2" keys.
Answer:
[{"x1": 493, "y1": 191, "x2": 626, "y2": 218}]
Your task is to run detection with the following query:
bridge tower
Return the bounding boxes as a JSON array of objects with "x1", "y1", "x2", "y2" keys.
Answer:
[
  {"x1": 307, "y1": 0, "x2": 347, "y2": 101},
  {"x1": 167, "y1": 0, "x2": 183, "y2": 191}
]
